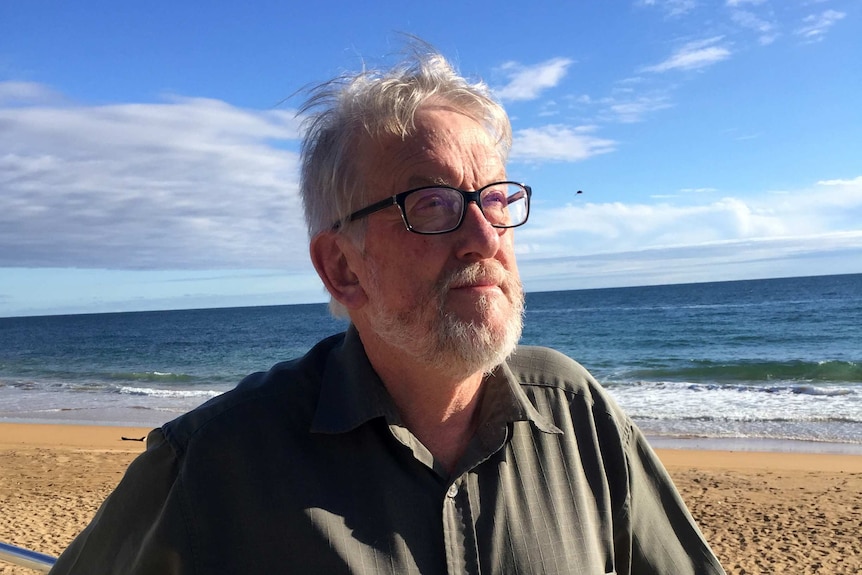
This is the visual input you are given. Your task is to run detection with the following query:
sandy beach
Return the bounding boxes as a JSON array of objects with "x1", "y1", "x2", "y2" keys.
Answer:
[{"x1": 1, "y1": 423, "x2": 860, "y2": 574}]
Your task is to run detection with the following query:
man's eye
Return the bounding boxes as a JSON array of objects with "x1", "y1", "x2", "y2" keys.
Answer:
[
  {"x1": 410, "y1": 191, "x2": 458, "y2": 214},
  {"x1": 415, "y1": 195, "x2": 447, "y2": 210},
  {"x1": 482, "y1": 189, "x2": 507, "y2": 208}
]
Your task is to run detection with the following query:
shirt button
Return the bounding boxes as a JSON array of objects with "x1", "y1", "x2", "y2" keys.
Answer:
[{"x1": 446, "y1": 483, "x2": 459, "y2": 498}]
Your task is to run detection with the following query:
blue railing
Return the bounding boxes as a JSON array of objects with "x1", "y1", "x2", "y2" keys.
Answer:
[{"x1": 0, "y1": 541, "x2": 56, "y2": 573}]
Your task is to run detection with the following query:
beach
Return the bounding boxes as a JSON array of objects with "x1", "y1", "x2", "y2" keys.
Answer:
[{"x1": 0, "y1": 423, "x2": 859, "y2": 574}]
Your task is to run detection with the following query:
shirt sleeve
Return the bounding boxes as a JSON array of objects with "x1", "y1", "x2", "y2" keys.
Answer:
[
  {"x1": 49, "y1": 428, "x2": 192, "y2": 575},
  {"x1": 623, "y1": 423, "x2": 726, "y2": 575}
]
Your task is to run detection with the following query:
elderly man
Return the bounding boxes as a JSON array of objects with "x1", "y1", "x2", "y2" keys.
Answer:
[{"x1": 50, "y1": 48, "x2": 725, "y2": 574}]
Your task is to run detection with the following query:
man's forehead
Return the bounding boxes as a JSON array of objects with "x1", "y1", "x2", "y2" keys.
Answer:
[{"x1": 356, "y1": 107, "x2": 505, "y2": 192}]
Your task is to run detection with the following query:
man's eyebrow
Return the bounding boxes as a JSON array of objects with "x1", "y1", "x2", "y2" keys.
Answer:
[
  {"x1": 404, "y1": 174, "x2": 509, "y2": 189},
  {"x1": 405, "y1": 176, "x2": 449, "y2": 188}
]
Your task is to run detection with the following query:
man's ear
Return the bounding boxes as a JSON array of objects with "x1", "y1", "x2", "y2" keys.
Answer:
[{"x1": 309, "y1": 231, "x2": 368, "y2": 310}]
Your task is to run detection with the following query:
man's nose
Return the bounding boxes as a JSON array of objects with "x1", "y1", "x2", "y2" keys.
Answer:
[{"x1": 454, "y1": 201, "x2": 502, "y2": 261}]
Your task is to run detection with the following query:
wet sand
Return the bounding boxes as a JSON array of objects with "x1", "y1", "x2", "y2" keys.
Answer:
[{"x1": 1, "y1": 423, "x2": 860, "y2": 574}]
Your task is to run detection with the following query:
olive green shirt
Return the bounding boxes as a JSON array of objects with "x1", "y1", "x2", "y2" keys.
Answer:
[{"x1": 51, "y1": 327, "x2": 724, "y2": 574}]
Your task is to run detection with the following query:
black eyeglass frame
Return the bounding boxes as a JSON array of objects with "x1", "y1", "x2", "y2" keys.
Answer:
[{"x1": 332, "y1": 181, "x2": 532, "y2": 235}]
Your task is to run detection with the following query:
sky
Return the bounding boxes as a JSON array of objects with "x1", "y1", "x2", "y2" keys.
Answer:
[{"x1": 1, "y1": 0, "x2": 860, "y2": 317}]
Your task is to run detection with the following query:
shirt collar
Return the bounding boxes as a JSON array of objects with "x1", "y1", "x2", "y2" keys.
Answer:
[
  {"x1": 310, "y1": 325, "x2": 399, "y2": 434},
  {"x1": 483, "y1": 360, "x2": 562, "y2": 435},
  {"x1": 310, "y1": 326, "x2": 560, "y2": 436}
]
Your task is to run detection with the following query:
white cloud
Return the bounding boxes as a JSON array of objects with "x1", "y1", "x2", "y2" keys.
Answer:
[
  {"x1": 730, "y1": 9, "x2": 778, "y2": 45},
  {"x1": 817, "y1": 176, "x2": 862, "y2": 187},
  {"x1": 679, "y1": 187, "x2": 718, "y2": 193},
  {"x1": 494, "y1": 58, "x2": 574, "y2": 102},
  {"x1": 510, "y1": 125, "x2": 617, "y2": 162},
  {"x1": 518, "y1": 231, "x2": 862, "y2": 292},
  {"x1": 0, "y1": 81, "x2": 61, "y2": 104},
  {"x1": 726, "y1": 0, "x2": 766, "y2": 6},
  {"x1": 642, "y1": 37, "x2": 732, "y2": 73},
  {"x1": 0, "y1": 85, "x2": 305, "y2": 271},
  {"x1": 604, "y1": 93, "x2": 673, "y2": 123},
  {"x1": 518, "y1": 175, "x2": 862, "y2": 259},
  {"x1": 639, "y1": 0, "x2": 697, "y2": 17},
  {"x1": 796, "y1": 10, "x2": 846, "y2": 41}
]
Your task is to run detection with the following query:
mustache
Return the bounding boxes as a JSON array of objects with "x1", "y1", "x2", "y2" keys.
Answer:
[{"x1": 442, "y1": 262, "x2": 516, "y2": 291}]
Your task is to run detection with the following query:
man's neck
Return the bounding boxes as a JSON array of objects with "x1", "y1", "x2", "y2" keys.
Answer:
[
  {"x1": 361, "y1": 332, "x2": 487, "y2": 473},
  {"x1": 389, "y1": 369, "x2": 485, "y2": 473}
]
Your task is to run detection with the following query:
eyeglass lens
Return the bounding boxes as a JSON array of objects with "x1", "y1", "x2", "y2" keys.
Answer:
[{"x1": 403, "y1": 183, "x2": 528, "y2": 233}]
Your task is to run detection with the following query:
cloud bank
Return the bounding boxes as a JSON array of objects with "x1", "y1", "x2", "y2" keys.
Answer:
[
  {"x1": 520, "y1": 176, "x2": 862, "y2": 257},
  {"x1": 1, "y1": 88, "x2": 305, "y2": 270}
]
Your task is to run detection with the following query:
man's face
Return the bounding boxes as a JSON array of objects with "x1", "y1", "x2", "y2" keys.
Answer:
[{"x1": 349, "y1": 105, "x2": 524, "y2": 377}]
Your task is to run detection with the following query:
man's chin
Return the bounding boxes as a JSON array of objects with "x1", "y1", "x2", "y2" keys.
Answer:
[
  {"x1": 441, "y1": 303, "x2": 521, "y2": 354},
  {"x1": 445, "y1": 289, "x2": 509, "y2": 320}
]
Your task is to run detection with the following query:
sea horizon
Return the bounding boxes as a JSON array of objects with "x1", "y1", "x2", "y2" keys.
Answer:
[{"x1": 3, "y1": 271, "x2": 856, "y2": 320}]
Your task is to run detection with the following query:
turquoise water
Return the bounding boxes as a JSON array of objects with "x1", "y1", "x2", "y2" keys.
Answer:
[{"x1": 1, "y1": 274, "x2": 860, "y2": 451}]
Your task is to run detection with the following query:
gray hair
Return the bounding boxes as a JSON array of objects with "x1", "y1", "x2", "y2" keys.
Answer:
[{"x1": 298, "y1": 47, "x2": 513, "y2": 240}]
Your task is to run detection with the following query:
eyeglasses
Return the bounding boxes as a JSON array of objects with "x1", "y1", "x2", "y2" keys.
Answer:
[{"x1": 333, "y1": 181, "x2": 531, "y2": 235}]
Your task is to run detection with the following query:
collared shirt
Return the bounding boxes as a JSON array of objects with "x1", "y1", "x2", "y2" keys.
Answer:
[{"x1": 50, "y1": 327, "x2": 725, "y2": 575}]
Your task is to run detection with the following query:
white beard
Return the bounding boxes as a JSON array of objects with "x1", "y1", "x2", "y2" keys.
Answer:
[{"x1": 365, "y1": 261, "x2": 524, "y2": 379}]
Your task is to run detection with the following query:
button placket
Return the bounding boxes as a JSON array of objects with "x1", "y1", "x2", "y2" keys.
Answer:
[
  {"x1": 441, "y1": 475, "x2": 482, "y2": 574},
  {"x1": 446, "y1": 482, "x2": 459, "y2": 498}
]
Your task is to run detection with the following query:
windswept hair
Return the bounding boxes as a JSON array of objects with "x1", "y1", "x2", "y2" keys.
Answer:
[{"x1": 298, "y1": 44, "x2": 512, "y2": 239}]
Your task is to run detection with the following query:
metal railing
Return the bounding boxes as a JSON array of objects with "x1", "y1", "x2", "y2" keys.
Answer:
[{"x1": 0, "y1": 541, "x2": 56, "y2": 573}]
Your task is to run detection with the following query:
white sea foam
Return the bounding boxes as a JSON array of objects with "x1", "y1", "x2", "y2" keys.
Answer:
[
  {"x1": 606, "y1": 380, "x2": 862, "y2": 445},
  {"x1": 119, "y1": 386, "x2": 222, "y2": 399}
]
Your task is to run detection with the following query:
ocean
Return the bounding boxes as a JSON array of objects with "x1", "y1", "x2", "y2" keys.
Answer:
[{"x1": 1, "y1": 273, "x2": 860, "y2": 453}]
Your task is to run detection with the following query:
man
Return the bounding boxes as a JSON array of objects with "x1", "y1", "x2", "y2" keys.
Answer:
[{"x1": 50, "y1": 47, "x2": 725, "y2": 574}]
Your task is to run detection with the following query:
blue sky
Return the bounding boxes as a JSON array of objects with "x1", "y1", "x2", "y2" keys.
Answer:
[{"x1": 1, "y1": 0, "x2": 860, "y2": 317}]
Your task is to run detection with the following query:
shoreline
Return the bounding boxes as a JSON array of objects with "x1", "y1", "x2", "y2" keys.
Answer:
[
  {"x1": 0, "y1": 422, "x2": 154, "y2": 450},
  {"x1": 647, "y1": 434, "x2": 862, "y2": 456},
  {"x1": 2, "y1": 422, "x2": 860, "y2": 471},
  {"x1": 3, "y1": 415, "x2": 861, "y2": 455},
  {"x1": 2, "y1": 421, "x2": 860, "y2": 469},
  {"x1": 1, "y1": 422, "x2": 861, "y2": 574}
]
